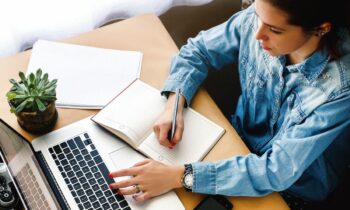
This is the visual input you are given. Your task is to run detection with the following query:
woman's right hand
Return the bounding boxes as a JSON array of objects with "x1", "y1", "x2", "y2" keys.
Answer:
[{"x1": 153, "y1": 92, "x2": 186, "y2": 149}]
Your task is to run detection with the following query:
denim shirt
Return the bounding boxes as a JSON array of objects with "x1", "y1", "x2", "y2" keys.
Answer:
[{"x1": 161, "y1": 5, "x2": 350, "y2": 201}]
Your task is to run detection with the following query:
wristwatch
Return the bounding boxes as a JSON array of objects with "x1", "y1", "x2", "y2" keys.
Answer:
[{"x1": 181, "y1": 164, "x2": 193, "y2": 192}]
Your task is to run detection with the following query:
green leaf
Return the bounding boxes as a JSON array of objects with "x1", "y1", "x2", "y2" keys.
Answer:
[
  {"x1": 35, "y1": 69, "x2": 43, "y2": 86},
  {"x1": 35, "y1": 98, "x2": 46, "y2": 112},
  {"x1": 18, "y1": 72, "x2": 28, "y2": 87},
  {"x1": 6, "y1": 92, "x2": 16, "y2": 100},
  {"x1": 15, "y1": 99, "x2": 29, "y2": 112}
]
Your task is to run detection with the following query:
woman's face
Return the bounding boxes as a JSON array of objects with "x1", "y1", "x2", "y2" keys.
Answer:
[{"x1": 254, "y1": 0, "x2": 319, "y2": 62}]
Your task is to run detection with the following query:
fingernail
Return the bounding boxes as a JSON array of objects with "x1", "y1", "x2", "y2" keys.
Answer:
[
  {"x1": 171, "y1": 142, "x2": 176, "y2": 147},
  {"x1": 109, "y1": 184, "x2": 113, "y2": 189},
  {"x1": 108, "y1": 173, "x2": 113, "y2": 178},
  {"x1": 168, "y1": 146, "x2": 172, "y2": 149}
]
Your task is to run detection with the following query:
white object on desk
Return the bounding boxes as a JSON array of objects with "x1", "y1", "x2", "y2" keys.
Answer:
[{"x1": 26, "y1": 40, "x2": 142, "y2": 109}]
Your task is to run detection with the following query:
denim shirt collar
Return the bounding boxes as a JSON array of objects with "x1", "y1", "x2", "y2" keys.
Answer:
[{"x1": 283, "y1": 50, "x2": 331, "y2": 82}]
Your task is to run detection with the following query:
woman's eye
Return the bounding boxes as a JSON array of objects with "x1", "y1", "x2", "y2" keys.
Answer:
[{"x1": 269, "y1": 27, "x2": 282, "y2": 34}]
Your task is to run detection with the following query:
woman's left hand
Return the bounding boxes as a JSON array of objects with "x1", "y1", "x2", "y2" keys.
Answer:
[{"x1": 109, "y1": 159, "x2": 185, "y2": 201}]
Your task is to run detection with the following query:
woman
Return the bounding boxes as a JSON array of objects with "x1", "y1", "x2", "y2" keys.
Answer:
[{"x1": 109, "y1": 0, "x2": 350, "y2": 208}]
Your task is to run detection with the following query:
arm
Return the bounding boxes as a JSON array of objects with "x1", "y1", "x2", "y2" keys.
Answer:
[
  {"x1": 192, "y1": 94, "x2": 350, "y2": 197},
  {"x1": 153, "y1": 10, "x2": 245, "y2": 147}
]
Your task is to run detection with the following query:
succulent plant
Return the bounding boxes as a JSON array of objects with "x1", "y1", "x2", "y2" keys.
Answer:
[{"x1": 6, "y1": 69, "x2": 57, "y2": 113}]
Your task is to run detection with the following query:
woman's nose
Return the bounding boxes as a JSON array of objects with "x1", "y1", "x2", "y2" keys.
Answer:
[{"x1": 255, "y1": 20, "x2": 268, "y2": 41}]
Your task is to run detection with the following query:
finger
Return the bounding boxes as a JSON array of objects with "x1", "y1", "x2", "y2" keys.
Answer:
[
  {"x1": 133, "y1": 192, "x2": 151, "y2": 202},
  {"x1": 153, "y1": 125, "x2": 160, "y2": 139},
  {"x1": 171, "y1": 122, "x2": 184, "y2": 145},
  {"x1": 158, "y1": 126, "x2": 173, "y2": 148},
  {"x1": 109, "y1": 178, "x2": 137, "y2": 189},
  {"x1": 109, "y1": 167, "x2": 138, "y2": 178},
  {"x1": 118, "y1": 185, "x2": 141, "y2": 195},
  {"x1": 133, "y1": 159, "x2": 151, "y2": 167}
]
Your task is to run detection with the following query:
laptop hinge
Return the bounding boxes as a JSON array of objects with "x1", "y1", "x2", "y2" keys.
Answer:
[{"x1": 35, "y1": 151, "x2": 70, "y2": 210}]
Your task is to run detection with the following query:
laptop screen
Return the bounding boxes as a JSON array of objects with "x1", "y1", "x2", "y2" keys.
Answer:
[{"x1": 0, "y1": 119, "x2": 60, "y2": 210}]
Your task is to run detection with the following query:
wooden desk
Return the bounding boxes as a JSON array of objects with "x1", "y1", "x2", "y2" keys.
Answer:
[{"x1": 0, "y1": 14, "x2": 289, "y2": 210}]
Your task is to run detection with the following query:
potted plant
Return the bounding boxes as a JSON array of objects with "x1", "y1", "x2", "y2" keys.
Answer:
[{"x1": 6, "y1": 69, "x2": 58, "y2": 134}]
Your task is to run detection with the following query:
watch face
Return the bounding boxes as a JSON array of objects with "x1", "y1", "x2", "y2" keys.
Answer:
[{"x1": 184, "y1": 173, "x2": 193, "y2": 188}]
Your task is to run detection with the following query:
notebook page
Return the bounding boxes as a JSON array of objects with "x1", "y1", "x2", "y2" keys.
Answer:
[{"x1": 138, "y1": 108, "x2": 225, "y2": 165}]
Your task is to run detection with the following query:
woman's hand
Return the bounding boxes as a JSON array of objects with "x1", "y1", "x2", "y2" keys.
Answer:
[
  {"x1": 153, "y1": 92, "x2": 186, "y2": 148},
  {"x1": 109, "y1": 159, "x2": 185, "y2": 202}
]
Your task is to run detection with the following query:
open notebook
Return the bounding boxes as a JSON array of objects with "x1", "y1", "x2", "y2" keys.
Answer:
[{"x1": 92, "y1": 79, "x2": 225, "y2": 165}]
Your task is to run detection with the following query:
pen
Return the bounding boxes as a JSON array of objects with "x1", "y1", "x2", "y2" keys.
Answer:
[{"x1": 168, "y1": 88, "x2": 180, "y2": 142}]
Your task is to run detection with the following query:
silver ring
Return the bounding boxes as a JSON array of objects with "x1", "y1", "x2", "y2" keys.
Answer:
[{"x1": 134, "y1": 184, "x2": 141, "y2": 193}]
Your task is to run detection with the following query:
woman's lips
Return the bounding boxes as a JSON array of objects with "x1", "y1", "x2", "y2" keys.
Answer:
[{"x1": 261, "y1": 44, "x2": 271, "y2": 51}]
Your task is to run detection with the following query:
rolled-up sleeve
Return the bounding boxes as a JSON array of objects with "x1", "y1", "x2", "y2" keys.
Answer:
[
  {"x1": 161, "y1": 9, "x2": 244, "y2": 105},
  {"x1": 192, "y1": 93, "x2": 350, "y2": 197}
]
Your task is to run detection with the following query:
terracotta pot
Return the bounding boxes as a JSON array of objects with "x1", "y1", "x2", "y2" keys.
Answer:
[{"x1": 14, "y1": 102, "x2": 58, "y2": 134}]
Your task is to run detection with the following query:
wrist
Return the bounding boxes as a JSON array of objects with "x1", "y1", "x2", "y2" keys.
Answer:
[{"x1": 172, "y1": 165, "x2": 185, "y2": 189}]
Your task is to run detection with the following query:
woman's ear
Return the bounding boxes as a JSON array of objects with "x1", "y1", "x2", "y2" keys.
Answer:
[{"x1": 315, "y1": 22, "x2": 331, "y2": 37}]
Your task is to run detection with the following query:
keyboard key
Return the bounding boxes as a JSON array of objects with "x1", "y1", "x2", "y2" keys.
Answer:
[
  {"x1": 66, "y1": 153, "x2": 74, "y2": 160},
  {"x1": 99, "y1": 197, "x2": 107, "y2": 204},
  {"x1": 88, "y1": 160, "x2": 95, "y2": 167},
  {"x1": 104, "y1": 190, "x2": 112, "y2": 197},
  {"x1": 90, "y1": 150, "x2": 98, "y2": 157},
  {"x1": 76, "y1": 171, "x2": 83, "y2": 178},
  {"x1": 81, "y1": 195, "x2": 88, "y2": 203},
  {"x1": 60, "y1": 142, "x2": 68, "y2": 148},
  {"x1": 63, "y1": 148, "x2": 70, "y2": 154},
  {"x1": 48, "y1": 148, "x2": 54, "y2": 154},
  {"x1": 69, "y1": 159, "x2": 77, "y2": 166},
  {"x1": 97, "y1": 162, "x2": 113, "y2": 185},
  {"x1": 73, "y1": 183, "x2": 82, "y2": 190},
  {"x1": 78, "y1": 204, "x2": 83, "y2": 210},
  {"x1": 102, "y1": 203, "x2": 110, "y2": 210},
  {"x1": 72, "y1": 149, "x2": 79, "y2": 155},
  {"x1": 63, "y1": 165, "x2": 72, "y2": 172},
  {"x1": 76, "y1": 155, "x2": 83, "y2": 161},
  {"x1": 77, "y1": 189, "x2": 84, "y2": 196},
  {"x1": 74, "y1": 136, "x2": 84, "y2": 149},
  {"x1": 81, "y1": 149, "x2": 88, "y2": 156},
  {"x1": 111, "y1": 203, "x2": 119, "y2": 210},
  {"x1": 67, "y1": 171, "x2": 75, "y2": 178},
  {"x1": 78, "y1": 161, "x2": 87, "y2": 167},
  {"x1": 53, "y1": 145, "x2": 62, "y2": 154},
  {"x1": 96, "y1": 190, "x2": 103, "y2": 197},
  {"x1": 82, "y1": 183, "x2": 90, "y2": 190},
  {"x1": 67, "y1": 139, "x2": 77, "y2": 150},
  {"x1": 91, "y1": 166, "x2": 98, "y2": 173},
  {"x1": 120, "y1": 200, "x2": 128, "y2": 208},
  {"x1": 88, "y1": 178, "x2": 97, "y2": 185},
  {"x1": 86, "y1": 172, "x2": 93, "y2": 179},
  {"x1": 57, "y1": 154, "x2": 65, "y2": 160},
  {"x1": 61, "y1": 159, "x2": 68, "y2": 166},
  {"x1": 101, "y1": 184, "x2": 108, "y2": 191},
  {"x1": 94, "y1": 172, "x2": 102, "y2": 179},
  {"x1": 94, "y1": 156, "x2": 103, "y2": 164},
  {"x1": 84, "y1": 133, "x2": 90, "y2": 139},
  {"x1": 92, "y1": 184, "x2": 99, "y2": 191},
  {"x1": 108, "y1": 196, "x2": 116, "y2": 203},
  {"x1": 83, "y1": 201, "x2": 92, "y2": 209},
  {"x1": 92, "y1": 201, "x2": 100, "y2": 208},
  {"x1": 82, "y1": 166, "x2": 89, "y2": 173},
  {"x1": 84, "y1": 154, "x2": 92, "y2": 161}
]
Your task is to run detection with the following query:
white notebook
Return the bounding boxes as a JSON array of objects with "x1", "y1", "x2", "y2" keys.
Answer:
[
  {"x1": 27, "y1": 40, "x2": 142, "y2": 109},
  {"x1": 92, "y1": 79, "x2": 225, "y2": 165}
]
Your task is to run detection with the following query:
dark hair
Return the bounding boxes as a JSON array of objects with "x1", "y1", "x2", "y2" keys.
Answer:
[{"x1": 262, "y1": 0, "x2": 350, "y2": 58}]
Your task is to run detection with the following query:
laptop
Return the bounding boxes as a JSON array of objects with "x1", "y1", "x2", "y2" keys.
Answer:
[{"x1": 0, "y1": 117, "x2": 184, "y2": 210}]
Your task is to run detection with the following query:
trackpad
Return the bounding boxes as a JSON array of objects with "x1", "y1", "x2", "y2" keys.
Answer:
[{"x1": 109, "y1": 147, "x2": 145, "y2": 171}]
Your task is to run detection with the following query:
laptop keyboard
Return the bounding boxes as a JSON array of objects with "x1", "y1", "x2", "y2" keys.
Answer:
[
  {"x1": 17, "y1": 163, "x2": 52, "y2": 210},
  {"x1": 48, "y1": 132, "x2": 131, "y2": 210}
]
